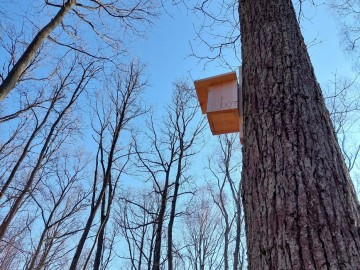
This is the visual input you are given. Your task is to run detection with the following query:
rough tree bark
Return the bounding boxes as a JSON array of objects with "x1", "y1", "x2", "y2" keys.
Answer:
[{"x1": 239, "y1": 0, "x2": 360, "y2": 269}]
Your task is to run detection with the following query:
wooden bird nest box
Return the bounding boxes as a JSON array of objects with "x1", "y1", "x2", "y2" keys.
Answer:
[{"x1": 194, "y1": 71, "x2": 243, "y2": 141}]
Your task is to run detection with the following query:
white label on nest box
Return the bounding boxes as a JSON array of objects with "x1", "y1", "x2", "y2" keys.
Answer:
[{"x1": 207, "y1": 80, "x2": 238, "y2": 113}]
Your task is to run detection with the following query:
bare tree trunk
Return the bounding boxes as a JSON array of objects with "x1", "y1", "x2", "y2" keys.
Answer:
[
  {"x1": 134, "y1": 80, "x2": 204, "y2": 270},
  {"x1": 0, "y1": 94, "x2": 76, "y2": 239},
  {"x1": 0, "y1": 98, "x2": 54, "y2": 199},
  {"x1": 167, "y1": 146, "x2": 183, "y2": 270},
  {"x1": 94, "y1": 179, "x2": 113, "y2": 270},
  {"x1": 70, "y1": 61, "x2": 146, "y2": 269},
  {"x1": 239, "y1": 0, "x2": 360, "y2": 269},
  {"x1": 0, "y1": 0, "x2": 75, "y2": 100},
  {"x1": 69, "y1": 170, "x2": 110, "y2": 270},
  {"x1": 0, "y1": 61, "x2": 91, "y2": 240},
  {"x1": 153, "y1": 177, "x2": 170, "y2": 270},
  {"x1": 137, "y1": 226, "x2": 145, "y2": 270},
  {"x1": 213, "y1": 179, "x2": 230, "y2": 270},
  {"x1": 93, "y1": 194, "x2": 107, "y2": 270},
  {"x1": 34, "y1": 232, "x2": 56, "y2": 270},
  {"x1": 167, "y1": 185, "x2": 178, "y2": 270},
  {"x1": 232, "y1": 185, "x2": 242, "y2": 270},
  {"x1": 223, "y1": 214, "x2": 230, "y2": 270},
  {"x1": 224, "y1": 138, "x2": 243, "y2": 270},
  {"x1": 27, "y1": 227, "x2": 48, "y2": 270},
  {"x1": 0, "y1": 139, "x2": 47, "y2": 239},
  {"x1": 147, "y1": 223, "x2": 156, "y2": 270}
]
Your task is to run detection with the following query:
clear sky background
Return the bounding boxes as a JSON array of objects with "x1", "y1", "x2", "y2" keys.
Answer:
[{"x1": 132, "y1": 2, "x2": 355, "y2": 105}]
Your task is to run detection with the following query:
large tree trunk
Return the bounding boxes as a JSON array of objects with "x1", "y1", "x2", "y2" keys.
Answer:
[{"x1": 239, "y1": 1, "x2": 360, "y2": 269}]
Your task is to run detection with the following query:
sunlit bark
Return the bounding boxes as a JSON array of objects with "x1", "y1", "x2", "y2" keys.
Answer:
[{"x1": 239, "y1": 0, "x2": 360, "y2": 268}]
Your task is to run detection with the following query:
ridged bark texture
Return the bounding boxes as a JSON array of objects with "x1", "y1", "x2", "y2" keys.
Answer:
[{"x1": 239, "y1": 1, "x2": 360, "y2": 269}]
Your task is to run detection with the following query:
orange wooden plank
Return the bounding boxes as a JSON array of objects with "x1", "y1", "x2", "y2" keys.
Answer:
[{"x1": 194, "y1": 71, "x2": 237, "y2": 114}]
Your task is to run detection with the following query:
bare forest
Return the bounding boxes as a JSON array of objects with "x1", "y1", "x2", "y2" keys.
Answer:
[{"x1": 0, "y1": 0, "x2": 360, "y2": 269}]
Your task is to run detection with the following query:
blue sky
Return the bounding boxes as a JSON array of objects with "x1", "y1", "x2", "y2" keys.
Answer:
[
  {"x1": 1, "y1": 2, "x2": 359, "y2": 268},
  {"x1": 3, "y1": 1, "x2": 353, "y2": 111},
  {"x1": 132, "y1": 2, "x2": 240, "y2": 105},
  {"x1": 300, "y1": 4, "x2": 355, "y2": 82},
  {"x1": 2, "y1": 1, "x2": 356, "y2": 171},
  {"x1": 132, "y1": 2, "x2": 355, "y2": 105},
  {"x1": 129, "y1": 1, "x2": 360, "y2": 186}
]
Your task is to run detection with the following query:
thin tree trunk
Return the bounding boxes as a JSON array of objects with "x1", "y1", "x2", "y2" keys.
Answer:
[
  {"x1": 216, "y1": 181, "x2": 230, "y2": 270},
  {"x1": 94, "y1": 179, "x2": 113, "y2": 270},
  {"x1": 167, "y1": 144, "x2": 184, "y2": 270},
  {"x1": 239, "y1": 0, "x2": 360, "y2": 269},
  {"x1": 70, "y1": 87, "x2": 129, "y2": 269},
  {"x1": 0, "y1": 0, "x2": 75, "y2": 100},
  {"x1": 0, "y1": 63, "x2": 89, "y2": 239},
  {"x1": 223, "y1": 219, "x2": 230, "y2": 270},
  {"x1": 0, "y1": 96, "x2": 66, "y2": 239},
  {"x1": 0, "y1": 98, "x2": 55, "y2": 199},
  {"x1": 167, "y1": 183, "x2": 178, "y2": 270},
  {"x1": 232, "y1": 186, "x2": 242, "y2": 270},
  {"x1": 94, "y1": 195, "x2": 106, "y2": 270},
  {"x1": 27, "y1": 227, "x2": 48, "y2": 270},
  {"x1": 69, "y1": 175, "x2": 109, "y2": 270},
  {"x1": 147, "y1": 223, "x2": 156, "y2": 270},
  {"x1": 137, "y1": 227, "x2": 145, "y2": 269},
  {"x1": 35, "y1": 234, "x2": 55, "y2": 270},
  {"x1": 153, "y1": 182, "x2": 169, "y2": 270}
]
